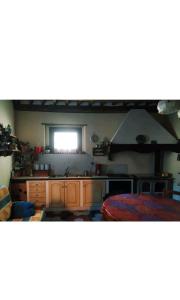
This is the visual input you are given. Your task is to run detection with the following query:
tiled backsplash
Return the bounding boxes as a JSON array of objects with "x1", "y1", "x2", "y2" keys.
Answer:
[
  {"x1": 37, "y1": 154, "x2": 130, "y2": 176},
  {"x1": 38, "y1": 153, "x2": 95, "y2": 175},
  {"x1": 37, "y1": 151, "x2": 155, "y2": 175}
]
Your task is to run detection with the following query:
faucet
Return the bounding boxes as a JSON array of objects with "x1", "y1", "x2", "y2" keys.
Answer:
[{"x1": 64, "y1": 167, "x2": 71, "y2": 177}]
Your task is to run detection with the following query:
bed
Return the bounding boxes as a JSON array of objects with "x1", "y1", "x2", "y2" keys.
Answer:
[{"x1": 101, "y1": 193, "x2": 180, "y2": 221}]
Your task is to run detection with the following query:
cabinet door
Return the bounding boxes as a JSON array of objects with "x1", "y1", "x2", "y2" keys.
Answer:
[
  {"x1": 137, "y1": 180, "x2": 153, "y2": 194},
  {"x1": 65, "y1": 181, "x2": 80, "y2": 209},
  {"x1": 48, "y1": 181, "x2": 65, "y2": 208},
  {"x1": 153, "y1": 180, "x2": 169, "y2": 196},
  {"x1": 83, "y1": 180, "x2": 106, "y2": 209}
]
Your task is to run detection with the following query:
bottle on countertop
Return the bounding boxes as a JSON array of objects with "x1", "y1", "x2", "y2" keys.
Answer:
[{"x1": 95, "y1": 164, "x2": 102, "y2": 176}]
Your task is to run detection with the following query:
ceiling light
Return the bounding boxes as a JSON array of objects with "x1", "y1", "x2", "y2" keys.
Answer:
[{"x1": 157, "y1": 100, "x2": 180, "y2": 115}]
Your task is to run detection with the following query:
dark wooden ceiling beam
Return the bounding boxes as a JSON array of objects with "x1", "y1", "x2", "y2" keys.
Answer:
[
  {"x1": 133, "y1": 100, "x2": 142, "y2": 107},
  {"x1": 122, "y1": 101, "x2": 127, "y2": 109},
  {"x1": 111, "y1": 101, "x2": 122, "y2": 106},
  {"x1": 65, "y1": 100, "x2": 70, "y2": 106},
  {"x1": 100, "y1": 101, "x2": 105, "y2": 107},
  {"x1": 13, "y1": 102, "x2": 158, "y2": 113},
  {"x1": 89, "y1": 100, "x2": 95, "y2": 107},
  {"x1": 77, "y1": 100, "x2": 84, "y2": 106}
]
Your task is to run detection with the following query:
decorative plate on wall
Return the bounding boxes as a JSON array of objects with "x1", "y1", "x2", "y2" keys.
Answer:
[
  {"x1": 90, "y1": 134, "x2": 99, "y2": 144},
  {"x1": 136, "y1": 135, "x2": 148, "y2": 144}
]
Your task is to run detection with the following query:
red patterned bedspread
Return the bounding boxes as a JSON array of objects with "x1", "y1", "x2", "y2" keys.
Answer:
[{"x1": 101, "y1": 194, "x2": 180, "y2": 221}]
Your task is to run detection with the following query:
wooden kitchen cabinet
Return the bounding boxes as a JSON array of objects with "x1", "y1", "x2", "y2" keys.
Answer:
[
  {"x1": 48, "y1": 180, "x2": 80, "y2": 209},
  {"x1": 65, "y1": 181, "x2": 80, "y2": 209},
  {"x1": 82, "y1": 180, "x2": 106, "y2": 209},
  {"x1": 48, "y1": 181, "x2": 65, "y2": 208},
  {"x1": 27, "y1": 180, "x2": 47, "y2": 208},
  {"x1": 25, "y1": 178, "x2": 106, "y2": 210},
  {"x1": 48, "y1": 179, "x2": 105, "y2": 209},
  {"x1": 137, "y1": 178, "x2": 172, "y2": 196}
]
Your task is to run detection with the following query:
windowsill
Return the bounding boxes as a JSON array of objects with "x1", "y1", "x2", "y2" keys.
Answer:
[{"x1": 43, "y1": 152, "x2": 87, "y2": 155}]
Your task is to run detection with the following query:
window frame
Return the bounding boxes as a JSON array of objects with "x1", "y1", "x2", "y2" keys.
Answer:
[{"x1": 49, "y1": 126, "x2": 83, "y2": 153}]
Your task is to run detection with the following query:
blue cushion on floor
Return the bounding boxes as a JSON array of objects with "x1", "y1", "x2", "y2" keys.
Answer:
[{"x1": 11, "y1": 202, "x2": 35, "y2": 218}]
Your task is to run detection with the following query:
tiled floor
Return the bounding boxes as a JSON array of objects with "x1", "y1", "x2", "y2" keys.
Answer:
[{"x1": 43, "y1": 210, "x2": 103, "y2": 221}]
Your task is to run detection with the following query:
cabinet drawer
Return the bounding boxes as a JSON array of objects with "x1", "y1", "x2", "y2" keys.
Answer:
[
  {"x1": 28, "y1": 182, "x2": 46, "y2": 188},
  {"x1": 29, "y1": 196, "x2": 45, "y2": 202},
  {"x1": 29, "y1": 186, "x2": 46, "y2": 193},
  {"x1": 29, "y1": 192, "x2": 46, "y2": 198}
]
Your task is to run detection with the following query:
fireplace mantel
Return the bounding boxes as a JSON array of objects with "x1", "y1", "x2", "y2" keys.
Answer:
[
  {"x1": 108, "y1": 143, "x2": 180, "y2": 175},
  {"x1": 108, "y1": 143, "x2": 180, "y2": 157}
]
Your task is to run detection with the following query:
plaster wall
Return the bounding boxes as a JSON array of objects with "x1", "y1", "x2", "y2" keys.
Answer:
[
  {"x1": 0, "y1": 100, "x2": 14, "y2": 186},
  {"x1": 15, "y1": 110, "x2": 172, "y2": 176}
]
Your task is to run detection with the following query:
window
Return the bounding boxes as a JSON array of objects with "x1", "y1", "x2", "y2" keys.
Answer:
[{"x1": 49, "y1": 127, "x2": 82, "y2": 153}]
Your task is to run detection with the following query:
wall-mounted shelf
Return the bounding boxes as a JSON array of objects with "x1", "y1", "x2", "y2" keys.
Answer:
[{"x1": 93, "y1": 147, "x2": 107, "y2": 156}]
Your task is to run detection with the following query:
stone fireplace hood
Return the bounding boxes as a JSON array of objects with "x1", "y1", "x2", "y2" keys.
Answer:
[
  {"x1": 108, "y1": 110, "x2": 180, "y2": 172},
  {"x1": 111, "y1": 109, "x2": 177, "y2": 144}
]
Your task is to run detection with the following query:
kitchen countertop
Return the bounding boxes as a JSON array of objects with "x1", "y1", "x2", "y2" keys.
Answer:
[
  {"x1": 11, "y1": 174, "x2": 172, "y2": 181},
  {"x1": 11, "y1": 175, "x2": 135, "y2": 181},
  {"x1": 11, "y1": 176, "x2": 109, "y2": 181}
]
